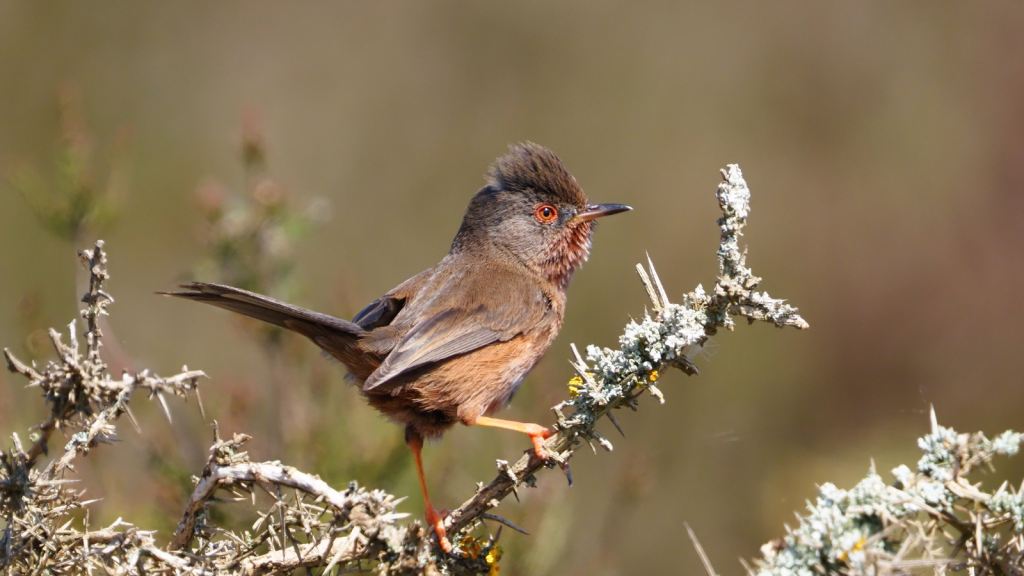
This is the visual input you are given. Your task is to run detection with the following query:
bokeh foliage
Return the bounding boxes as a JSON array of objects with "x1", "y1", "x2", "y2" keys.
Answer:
[{"x1": 3, "y1": 3, "x2": 1024, "y2": 573}]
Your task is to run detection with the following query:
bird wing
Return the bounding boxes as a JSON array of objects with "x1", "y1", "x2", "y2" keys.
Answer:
[
  {"x1": 352, "y1": 295, "x2": 406, "y2": 330},
  {"x1": 361, "y1": 270, "x2": 548, "y2": 391}
]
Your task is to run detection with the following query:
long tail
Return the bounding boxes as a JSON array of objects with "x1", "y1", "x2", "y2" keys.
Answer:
[{"x1": 159, "y1": 282, "x2": 366, "y2": 339}]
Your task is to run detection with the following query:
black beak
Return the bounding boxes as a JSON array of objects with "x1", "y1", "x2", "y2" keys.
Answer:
[{"x1": 574, "y1": 203, "x2": 632, "y2": 223}]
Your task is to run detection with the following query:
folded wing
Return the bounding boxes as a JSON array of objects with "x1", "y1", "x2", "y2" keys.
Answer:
[{"x1": 362, "y1": 271, "x2": 547, "y2": 391}]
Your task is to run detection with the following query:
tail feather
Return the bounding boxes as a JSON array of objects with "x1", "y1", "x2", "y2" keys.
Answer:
[{"x1": 159, "y1": 282, "x2": 366, "y2": 339}]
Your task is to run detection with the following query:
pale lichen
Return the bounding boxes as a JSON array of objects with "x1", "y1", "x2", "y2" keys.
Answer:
[{"x1": 754, "y1": 409, "x2": 1024, "y2": 576}]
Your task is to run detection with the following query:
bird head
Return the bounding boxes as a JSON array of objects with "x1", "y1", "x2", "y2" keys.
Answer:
[{"x1": 453, "y1": 143, "x2": 631, "y2": 289}]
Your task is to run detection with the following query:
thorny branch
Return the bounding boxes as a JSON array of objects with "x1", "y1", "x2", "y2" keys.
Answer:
[
  {"x1": 750, "y1": 407, "x2": 1024, "y2": 576},
  {"x1": 1, "y1": 240, "x2": 208, "y2": 575},
  {"x1": 2, "y1": 165, "x2": 810, "y2": 575},
  {"x1": 2, "y1": 242, "x2": 204, "y2": 474},
  {"x1": 442, "y1": 164, "x2": 808, "y2": 537}
]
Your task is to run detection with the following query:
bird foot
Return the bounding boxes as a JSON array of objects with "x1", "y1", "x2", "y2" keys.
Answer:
[
  {"x1": 525, "y1": 424, "x2": 554, "y2": 461},
  {"x1": 526, "y1": 428, "x2": 573, "y2": 485},
  {"x1": 425, "y1": 504, "x2": 452, "y2": 553}
]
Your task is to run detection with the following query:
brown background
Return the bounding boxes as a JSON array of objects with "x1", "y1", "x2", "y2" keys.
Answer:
[{"x1": 1, "y1": 2, "x2": 1023, "y2": 574}]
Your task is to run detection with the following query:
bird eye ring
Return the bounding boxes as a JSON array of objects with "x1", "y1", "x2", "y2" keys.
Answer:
[{"x1": 535, "y1": 203, "x2": 558, "y2": 224}]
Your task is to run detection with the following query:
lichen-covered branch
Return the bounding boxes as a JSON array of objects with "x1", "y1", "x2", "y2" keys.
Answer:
[
  {"x1": 751, "y1": 408, "x2": 1024, "y2": 575},
  {"x1": 3, "y1": 165, "x2": 809, "y2": 575},
  {"x1": 0, "y1": 243, "x2": 508, "y2": 576},
  {"x1": 166, "y1": 426, "x2": 419, "y2": 565},
  {"x1": 442, "y1": 164, "x2": 808, "y2": 538},
  {"x1": 166, "y1": 427, "x2": 436, "y2": 576},
  {"x1": 1, "y1": 241, "x2": 207, "y2": 575},
  {"x1": 3, "y1": 242, "x2": 205, "y2": 473}
]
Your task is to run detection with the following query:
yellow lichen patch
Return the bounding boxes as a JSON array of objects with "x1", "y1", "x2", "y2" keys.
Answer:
[
  {"x1": 486, "y1": 544, "x2": 503, "y2": 575},
  {"x1": 648, "y1": 369, "x2": 659, "y2": 382},
  {"x1": 567, "y1": 376, "x2": 583, "y2": 398},
  {"x1": 838, "y1": 537, "x2": 867, "y2": 562},
  {"x1": 459, "y1": 536, "x2": 483, "y2": 559},
  {"x1": 458, "y1": 536, "x2": 502, "y2": 574}
]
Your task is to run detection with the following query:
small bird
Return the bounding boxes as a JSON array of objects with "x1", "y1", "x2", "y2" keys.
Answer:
[{"x1": 162, "y1": 143, "x2": 630, "y2": 551}]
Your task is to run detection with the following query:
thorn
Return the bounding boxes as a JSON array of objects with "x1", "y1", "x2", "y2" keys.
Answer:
[
  {"x1": 568, "y1": 343, "x2": 591, "y2": 380},
  {"x1": 647, "y1": 384, "x2": 665, "y2": 404},
  {"x1": 570, "y1": 342, "x2": 584, "y2": 365},
  {"x1": 930, "y1": 405, "x2": 938, "y2": 436},
  {"x1": 157, "y1": 391, "x2": 172, "y2": 424},
  {"x1": 607, "y1": 412, "x2": 626, "y2": 437},
  {"x1": 646, "y1": 254, "x2": 670, "y2": 309},
  {"x1": 560, "y1": 461, "x2": 573, "y2": 487},
  {"x1": 592, "y1": 430, "x2": 614, "y2": 452},
  {"x1": 673, "y1": 356, "x2": 700, "y2": 376},
  {"x1": 995, "y1": 481, "x2": 1009, "y2": 497},
  {"x1": 685, "y1": 522, "x2": 718, "y2": 576},
  {"x1": 194, "y1": 387, "x2": 206, "y2": 421},
  {"x1": 481, "y1": 513, "x2": 530, "y2": 535},
  {"x1": 378, "y1": 512, "x2": 410, "y2": 522},
  {"x1": 123, "y1": 404, "x2": 141, "y2": 433},
  {"x1": 636, "y1": 263, "x2": 660, "y2": 310},
  {"x1": 68, "y1": 320, "x2": 78, "y2": 354},
  {"x1": 323, "y1": 526, "x2": 362, "y2": 574}
]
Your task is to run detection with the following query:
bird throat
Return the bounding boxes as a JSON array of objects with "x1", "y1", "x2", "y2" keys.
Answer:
[{"x1": 540, "y1": 221, "x2": 593, "y2": 290}]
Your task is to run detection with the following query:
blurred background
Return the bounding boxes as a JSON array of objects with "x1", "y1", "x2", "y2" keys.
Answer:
[{"x1": 1, "y1": 2, "x2": 1023, "y2": 574}]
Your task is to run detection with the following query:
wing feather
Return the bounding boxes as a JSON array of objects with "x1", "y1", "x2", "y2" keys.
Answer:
[{"x1": 362, "y1": 272, "x2": 547, "y2": 391}]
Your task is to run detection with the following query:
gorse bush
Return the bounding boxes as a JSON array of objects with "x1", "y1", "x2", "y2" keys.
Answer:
[{"x1": 2, "y1": 165, "x2": 816, "y2": 574}]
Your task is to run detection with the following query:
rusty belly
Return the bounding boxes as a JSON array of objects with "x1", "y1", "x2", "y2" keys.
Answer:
[{"x1": 361, "y1": 331, "x2": 555, "y2": 438}]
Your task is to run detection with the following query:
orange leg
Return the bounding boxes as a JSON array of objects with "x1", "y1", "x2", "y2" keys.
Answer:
[
  {"x1": 406, "y1": 431, "x2": 452, "y2": 553},
  {"x1": 472, "y1": 416, "x2": 554, "y2": 460}
]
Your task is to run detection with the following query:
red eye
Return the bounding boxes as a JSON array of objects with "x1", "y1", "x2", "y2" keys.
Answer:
[{"x1": 535, "y1": 203, "x2": 558, "y2": 224}]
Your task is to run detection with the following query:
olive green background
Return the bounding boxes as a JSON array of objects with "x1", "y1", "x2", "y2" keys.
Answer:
[{"x1": 2, "y1": 3, "x2": 1023, "y2": 574}]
